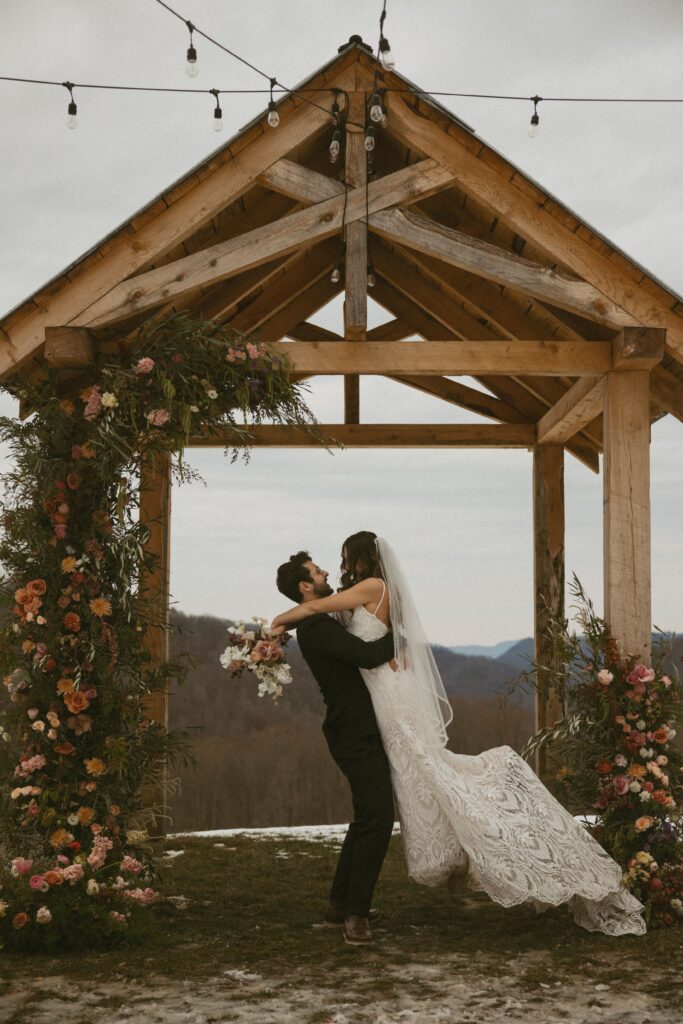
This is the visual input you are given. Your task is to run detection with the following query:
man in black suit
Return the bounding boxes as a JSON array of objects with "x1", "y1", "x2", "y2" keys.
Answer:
[{"x1": 276, "y1": 551, "x2": 395, "y2": 946}]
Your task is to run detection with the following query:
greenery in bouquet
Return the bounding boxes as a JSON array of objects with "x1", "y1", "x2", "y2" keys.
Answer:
[
  {"x1": 520, "y1": 577, "x2": 683, "y2": 927},
  {"x1": 0, "y1": 314, "x2": 315, "y2": 950}
]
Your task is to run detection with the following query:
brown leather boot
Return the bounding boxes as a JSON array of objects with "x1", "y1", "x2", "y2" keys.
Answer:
[
  {"x1": 343, "y1": 915, "x2": 373, "y2": 945},
  {"x1": 323, "y1": 904, "x2": 382, "y2": 928}
]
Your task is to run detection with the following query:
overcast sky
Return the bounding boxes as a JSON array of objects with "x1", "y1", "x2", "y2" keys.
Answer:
[{"x1": 1, "y1": 1, "x2": 681, "y2": 645}]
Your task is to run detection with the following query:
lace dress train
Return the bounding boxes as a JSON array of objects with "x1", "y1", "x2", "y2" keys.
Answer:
[{"x1": 348, "y1": 605, "x2": 646, "y2": 937}]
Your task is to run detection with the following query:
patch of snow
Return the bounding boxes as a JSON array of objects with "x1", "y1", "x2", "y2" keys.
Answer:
[
  {"x1": 162, "y1": 849, "x2": 185, "y2": 859},
  {"x1": 169, "y1": 822, "x2": 402, "y2": 841}
]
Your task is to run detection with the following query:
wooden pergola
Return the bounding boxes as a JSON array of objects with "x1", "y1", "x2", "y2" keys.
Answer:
[{"x1": 2, "y1": 37, "x2": 682, "y2": 784}]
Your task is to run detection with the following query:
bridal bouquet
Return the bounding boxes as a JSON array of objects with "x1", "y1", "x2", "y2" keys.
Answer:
[{"x1": 219, "y1": 618, "x2": 292, "y2": 704}]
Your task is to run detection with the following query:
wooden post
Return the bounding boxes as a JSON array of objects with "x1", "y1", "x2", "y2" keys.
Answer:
[
  {"x1": 603, "y1": 371, "x2": 652, "y2": 663},
  {"x1": 533, "y1": 445, "x2": 566, "y2": 783},
  {"x1": 343, "y1": 89, "x2": 367, "y2": 423},
  {"x1": 139, "y1": 451, "x2": 173, "y2": 835}
]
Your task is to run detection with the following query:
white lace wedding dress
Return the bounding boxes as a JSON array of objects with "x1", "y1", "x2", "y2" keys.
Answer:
[{"x1": 347, "y1": 603, "x2": 646, "y2": 936}]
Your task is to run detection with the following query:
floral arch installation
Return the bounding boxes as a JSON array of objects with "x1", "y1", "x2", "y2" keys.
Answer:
[{"x1": 1, "y1": 36, "x2": 683, "y2": 947}]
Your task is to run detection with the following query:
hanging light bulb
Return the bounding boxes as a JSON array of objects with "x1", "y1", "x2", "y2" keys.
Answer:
[
  {"x1": 379, "y1": 37, "x2": 395, "y2": 70},
  {"x1": 528, "y1": 95, "x2": 541, "y2": 138},
  {"x1": 367, "y1": 263, "x2": 376, "y2": 288},
  {"x1": 364, "y1": 125, "x2": 375, "y2": 152},
  {"x1": 369, "y1": 93, "x2": 383, "y2": 123},
  {"x1": 186, "y1": 21, "x2": 198, "y2": 77},
  {"x1": 329, "y1": 128, "x2": 341, "y2": 163},
  {"x1": 267, "y1": 78, "x2": 280, "y2": 127},
  {"x1": 210, "y1": 89, "x2": 223, "y2": 132},
  {"x1": 330, "y1": 263, "x2": 341, "y2": 284},
  {"x1": 63, "y1": 81, "x2": 77, "y2": 129}
]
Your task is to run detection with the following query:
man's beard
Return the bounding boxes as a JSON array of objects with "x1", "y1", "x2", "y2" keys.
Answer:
[{"x1": 313, "y1": 580, "x2": 334, "y2": 598}]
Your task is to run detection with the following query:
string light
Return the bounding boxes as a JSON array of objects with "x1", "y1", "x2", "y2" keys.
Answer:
[
  {"x1": 369, "y1": 91, "x2": 383, "y2": 123},
  {"x1": 185, "y1": 20, "x2": 198, "y2": 78},
  {"x1": 367, "y1": 263, "x2": 376, "y2": 288},
  {"x1": 529, "y1": 95, "x2": 541, "y2": 138},
  {"x1": 267, "y1": 77, "x2": 280, "y2": 127},
  {"x1": 364, "y1": 124, "x2": 375, "y2": 152},
  {"x1": 377, "y1": 1, "x2": 395, "y2": 70},
  {"x1": 62, "y1": 81, "x2": 77, "y2": 129},
  {"x1": 210, "y1": 88, "x2": 222, "y2": 132},
  {"x1": 329, "y1": 95, "x2": 342, "y2": 163}
]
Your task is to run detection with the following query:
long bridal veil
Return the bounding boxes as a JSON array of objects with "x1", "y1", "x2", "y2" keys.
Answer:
[{"x1": 376, "y1": 536, "x2": 453, "y2": 749}]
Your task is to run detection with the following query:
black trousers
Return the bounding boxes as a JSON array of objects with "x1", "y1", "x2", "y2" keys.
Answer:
[{"x1": 327, "y1": 733, "x2": 395, "y2": 917}]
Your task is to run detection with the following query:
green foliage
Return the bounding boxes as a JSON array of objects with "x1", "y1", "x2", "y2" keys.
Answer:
[
  {"x1": 0, "y1": 313, "x2": 316, "y2": 949},
  {"x1": 519, "y1": 575, "x2": 683, "y2": 927}
]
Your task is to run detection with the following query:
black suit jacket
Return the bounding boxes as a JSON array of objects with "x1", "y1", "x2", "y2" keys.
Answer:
[{"x1": 296, "y1": 613, "x2": 395, "y2": 756}]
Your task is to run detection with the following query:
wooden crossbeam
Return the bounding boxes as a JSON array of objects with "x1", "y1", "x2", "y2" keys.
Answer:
[
  {"x1": 612, "y1": 326, "x2": 666, "y2": 370},
  {"x1": 343, "y1": 91, "x2": 367, "y2": 422},
  {"x1": 387, "y1": 375, "x2": 529, "y2": 423},
  {"x1": 272, "y1": 340, "x2": 611, "y2": 375},
  {"x1": 370, "y1": 207, "x2": 636, "y2": 330},
  {"x1": 75, "y1": 160, "x2": 454, "y2": 329},
  {"x1": 189, "y1": 423, "x2": 537, "y2": 448},
  {"x1": 651, "y1": 364, "x2": 683, "y2": 422},
  {"x1": 537, "y1": 376, "x2": 605, "y2": 443}
]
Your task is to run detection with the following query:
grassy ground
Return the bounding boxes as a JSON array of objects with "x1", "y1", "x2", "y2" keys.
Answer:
[{"x1": 2, "y1": 833, "x2": 683, "y2": 1022}]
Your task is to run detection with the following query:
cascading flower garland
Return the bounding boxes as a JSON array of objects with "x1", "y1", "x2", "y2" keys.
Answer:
[
  {"x1": 521, "y1": 577, "x2": 683, "y2": 927},
  {"x1": 0, "y1": 314, "x2": 316, "y2": 951}
]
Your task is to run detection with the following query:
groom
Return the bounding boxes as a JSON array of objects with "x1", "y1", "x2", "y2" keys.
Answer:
[{"x1": 276, "y1": 551, "x2": 396, "y2": 946}]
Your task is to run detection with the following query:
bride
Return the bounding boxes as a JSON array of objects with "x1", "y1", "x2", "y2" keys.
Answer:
[{"x1": 271, "y1": 530, "x2": 646, "y2": 936}]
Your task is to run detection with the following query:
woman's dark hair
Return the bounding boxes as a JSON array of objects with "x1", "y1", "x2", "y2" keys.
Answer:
[
  {"x1": 276, "y1": 551, "x2": 313, "y2": 604},
  {"x1": 340, "y1": 531, "x2": 383, "y2": 591}
]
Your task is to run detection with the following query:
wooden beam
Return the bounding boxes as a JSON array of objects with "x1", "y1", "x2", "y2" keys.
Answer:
[
  {"x1": 537, "y1": 376, "x2": 605, "y2": 444},
  {"x1": 370, "y1": 206, "x2": 636, "y2": 330},
  {"x1": 258, "y1": 159, "x2": 342, "y2": 204},
  {"x1": 247, "y1": 274, "x2": 342, "y2": 344},
  {"x1": 388, "y1": 375, "x2": 528, "y2": 423},
  {"x1": 603, "y1": 370, "x2": 652, "y2": 663},
  {"x1": 384, "y1": 91, "x2": 683, "y2": 361},
  {"x1": 272, "y1": 340, "x2": 611, "y2": 376},
  {"x1": 44, "y1": 326, "x2": 95, "y2": 367},
  {"x1": 533, "y1": 445, "x2": 566, "y2": 784},
  {"x1": 367, "y1": 318, "x2": 413, "y2": 341},
  {"x1": 287, "y1": 322, "x2": 341, "y2": 342},
  {"x1": 76, "y1": 160, "x2": 454, "y2": 329},
  {"x1": 189, "y1": 423, "x2": 537, "y2": 448},
  {"x1": 612, "y1": 326, "x2": 666, "y2": 370},
  {"x1": 343, "y1": 91, "x2": 367, "y2": 421},
  {"x1": 139, "y1": 451, "x2": 172, "y2": 835}
]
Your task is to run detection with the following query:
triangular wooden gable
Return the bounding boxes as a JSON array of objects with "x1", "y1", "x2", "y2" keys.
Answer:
[{"x1": 1, "y1": 38, "x2": 682, "y2": 475}]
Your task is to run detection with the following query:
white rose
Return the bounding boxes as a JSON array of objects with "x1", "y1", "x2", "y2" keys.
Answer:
[
  {"x1": 668, "y1": 729, "x2": 677, "y2": 740},
  {"x1": 628, "y1": 781, "x2": 642, "y2": 793},
  {"x1": 639, "y1": 791, "x2": 652, "y2": 802},
  {"x1": 636, "y1": 720, "x2": 646, "y2": 730},
  {"x1": 36, "y1": 906, "x2": 52, "y2": 925},
  {"x1": 87, "y1": 879, "x2": 99, "y2": 896},
  {"x1": 32, "y1": 720, "x2": 46, "y2": 732},
  {"x1": 614, "y1": 754, "x2": 627, "y2": 767},
  {"x1": 67, "y1": 814, "x2": 80, "y2": 826},
  {"x1": 101, "y1": 392, "x2": 119, "y2": 409},
  {"x1": 656, "y1": 755, "x2": 668, "y2": 766}
]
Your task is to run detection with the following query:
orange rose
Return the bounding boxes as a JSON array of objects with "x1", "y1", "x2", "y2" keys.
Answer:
[
  {"x1": 635, "y1": 816, "x2": 654, "y2": 832},
  {"x1": 14, "y1": 587, "x2": 30, "y2": 605},
  {"x1": 12, "y1": 912, "x2": 29, "y2": 929},
  {"x1": 652, "y1": 789, "x2": 669, "y2": 805},
  {"x1": 63, "y1": 612, "x2": 81, "y2": 632},
  {"x1": 64, "y1": 691, "x2": 90, "y2": 714},
  {"x1": 43, "y1": 869, "x2": 64, "y2": 886},
  {"x1": 27, "y1": 579, "x2": 47, "y2": 597},
  {"x1": 653, "y1": 728, "x2": 669, "y2": 744},
  {"x1": 596, "y1": 760, "x2": 613, "y2": 774}
]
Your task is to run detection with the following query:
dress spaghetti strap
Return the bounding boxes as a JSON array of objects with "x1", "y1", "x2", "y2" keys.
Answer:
[{"x1": 372, "y1": 580, "x2": 387, "y2": 619}]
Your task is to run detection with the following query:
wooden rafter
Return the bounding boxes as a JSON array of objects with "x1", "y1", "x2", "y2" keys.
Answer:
[
  {"x1": 370, "y1": 207, "x2": 636, "y2": 330},
  {"x1": 384, "y1": 90, "x2": 683, "y2": 361},
  {"x1": 75, "y1": 160, "x2": 454, "y2": 329},
  {"x1": 537, "y1": 377, "x2": 605, "y2": 444},
  {"x1": 387, "y1": 375, "x2": 529, "y2": 423}
]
